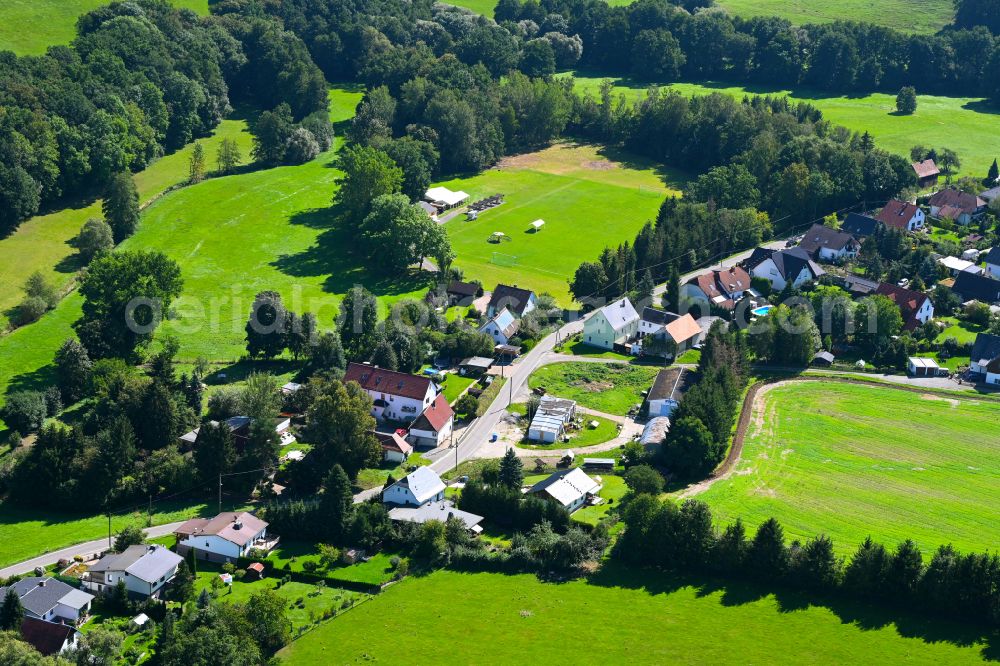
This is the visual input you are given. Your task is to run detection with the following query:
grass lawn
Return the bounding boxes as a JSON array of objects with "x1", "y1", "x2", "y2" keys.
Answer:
[
  {"x1": 265, "y1": 541, "x2": 398, "y2": 586},
  {"x1": 558, "y1": 337, "x2": 635, "y2": 360},
  {"x1": 278, "y1": 567, "x2": 992, "y2": 664},
  {"x1": 571, "y1": 473, "x2": 627, "y2": 526},
  {"x1": 438, "y1": 372, "x2": 477, "y2": 404},
  {"x1": 438, "y1": 142, "x2": 686, "y2": 304},
  {"x1": 515, "y1": 413, "x2": 620, "y2": 449},
  {"x1": 696, "y1": 381, "x2": 1000, "y2": 556},
  {"x1": 0, "y1": 496, "x2": 250, "y2": 570},
  {"x1": 0, "y1": 0, "x2": 209, "y2": 55},
  {"x1": 528, "y1": 361, "x2": 659, "y2": 415},
  {"x1": 354, "y1": 453, "x2": 430, "y2": 491},
  {"x1": 676, "y1": 348, "x2": 701, "y2": 365},
  {"x1": 564, "y1": 73, "x2": 1000, "y2": 178},
  {"x1": 934, "y1": 316, "x2": 986, "y2": 345},
  {"x1": 716, "y1": 0, "x2": 951, "y2": 33}
]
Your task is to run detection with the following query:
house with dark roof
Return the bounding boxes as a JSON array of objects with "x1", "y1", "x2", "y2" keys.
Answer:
[
  {"x1": 644, "y1": 367, "x2": 693, "y2": 418},
  {"x1": 175, "y1": 511, "x2": 276, "y2": 563},
  {"x1": 486, "y1": 284, "x2": 536, "y2": 317},
  {"x1": 875, "y1": 283, "x2": 934, "y2": 330},
  {"x1": 985, "y1": 247, "x2": 1000, "y2": 279},
  {"x1": 912, "y1": 159, "x2": 940, "y2": 188},
  {"x1": 744, "y1": 247, "x2": 824, "y2": 291},
  {"x1": 929, "y1": 188, "x2": 986, "y2": 225},
  {"x1": 82, "y1": 544, "x2": 183, "y2": 599},
  {"x1": 408, "y1": 393, "x2": 455, "y2": 448},
  {"x1": 952, "y1": 271, "x2": 1000, "y2": 304},
  {"x1": 383, "y1": 466, "x2": 446, "y2": 507},
  {"x1": 841, "y1": 274, "x2": 880, "y2": 297},
  {"x1": 0, "y1": 578, "x2": 93, "y2": 625},
  {"x1": 178, "y1": 415, "x2": 289, "y2": 453},
  {"x1": 682, "y1": 266, "x2": 751, "y2": 311},
  {"x1": 446, "y1": 280, "x2": 480, "y2": 307},
  {"x1": 841, "y1": 213, "x2": 881, "y2": 237},
  {"x1": 970, "y1": 333, "x2": 1000, "y2": 383},
  {"x1": 876, "y1": 200, "x2": 925, "y2": 231},
  {"x1": 798, "y1": 224, "x2": 860, "y2": 263},
  {"x1": 344, "y1": 362, "x2": 437, "y2": 423},
  {"x1": 20, "y1": 617, "x2": 80, "y2": 656}
]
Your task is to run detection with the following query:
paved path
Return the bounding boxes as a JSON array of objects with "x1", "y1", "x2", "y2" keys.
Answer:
[{"x1": 0, "y1": 522, "x2": 186, "y2": 579}]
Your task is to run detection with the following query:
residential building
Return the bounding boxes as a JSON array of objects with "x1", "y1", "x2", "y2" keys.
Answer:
[
  {"x1": 875, "y1": 283, "x2": 934, "y2": 330},
  {"x1": 644, "y1": 368, "x2": 692, "y2": 418},
  {"x1": 985, "y1": 247, "x2": 1000, "y2": 279},
  {"x1": 408, "y1": 394, "x2": 454, "y2": 448},
  {"x1": 635, "y1": 308, "x2": 701, "y2": 356},
  {"x1": 582, "y1": 297, "x2": 640, "y2": 350},
  {"x1": 929, "y1": 188, "x2": 986, "y2": 225},
  {"x1": 446, "y1": 280, "x2": 480, "y2": 307},
  {"x1": 486, "y1": 284, "x2": 537, "y2": 318},
  {"x1": 911, "y1": 159, "x2": 940, "y2": 188},
  {"x1": 179, "y1": 416, "x2": 289, "y2": 453},
  {"x1": 970, "y1": 333, "x2": 1000, "y2": 378},
  {"x1": 527, "y1": 395, "x2": 577, "y2": 443},
  {"x1": 527, "y1": 468, "x2": 602, "y2": 513},
  {"x1": 20, "y1": 618, "x2": 80, "y2": 656},
  {"x1": 344, "y1": 362, "x2": 437, "y2": 423},
  {"x1": 744, "y1": 247, "x2": 824, "y2": 291},
  {"x1": 876, "y1": 199, "x2": 925, "y2": 231},
  {"x1": 841, "y1": 274, "x2": 880, "y2": 297},
  {"x1": 383, "y1": 467, "x2": 446, "y2": 507},
  {"x1": 682, "y1": 266, "x2": 751, "y2": 311},
  {"x1": 82, "y1": 545, "x2": 183, "y2": 599},
  {"x1": 0, "y1": 578, "x2": 93, "y2": 625},
  {"x1": 479, "y1": 307, "x2": 519, "y2": 345},
  {"x1": 797, "y1": 224, "x2": 860, "y2": 262},
  {"x1": 375, "y1": 430, "x2": 413, "y2": 463},
  {"x1": 388, "y1": 501, "x2": 484, "y2": 533},
  {"x1": 175, "y1": 511, "x2": 276, "y2": 563},
  {"x1": 952, "y1": 271, "x2": 1000, "y2": 304},
  {"x1": 840, "y1": 213, "x2": 881, "y2": 237}
]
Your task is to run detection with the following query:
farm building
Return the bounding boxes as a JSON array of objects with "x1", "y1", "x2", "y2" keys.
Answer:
[
  {"x1": 583, "y1": 458, "x2": 615, "y2": 471},
  {"x1": 643, "y1": 368, "x2": 692, "y2": 418},
  {"x1": 912, "y1": 159, "x2": 940, "y2": 188},
  {"x1": 876, "y1": 199, "x2": 925, "y2": 231},
  {"x1": 526, "y1": 468, "x2": 602, "y2": 513},
  {"x1": 383, "y1": 467, "x2": 446, "y2": 507},
  {"x1": 640, "y1": 417, "x2": 671, "y2": 446},
  {"x1": 907, "y1": 357, "x2": 941, "y2": 377},
  {"x1": 175, "y1": 511, "x2": 277, "y2": 563},
  {"x1": 527, "y1": 395, "x2": 577, "y2": 443},
  {"x1": 797, "y1": 224, "x2": 860, "y2": 262},
  {"x1": 582, "y1": 297, "x2": 640, "y2": 350},
  {"x1": 388, "y1": 501, "x2": 484, "y2": 533}
]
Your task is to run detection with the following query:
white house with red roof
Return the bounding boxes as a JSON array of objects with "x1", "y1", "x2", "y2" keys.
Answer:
[
  {"x1": 344, "y1": 362, "x2": 437, "y2": 423},
  {"x1": 375, "y1": 430, "x2": 413, "y2": 463},
  {"x1": 407, "y1": 394, "x2": 454, "y2": 448},
  {"x1": 174, "y1": 511, "x2": 276, "y2": 563},
  {"x1": 876, "y1": 200, "x2": 925, "y2": 231},
  {"x1": 875, "y1": 283, "x2": 934, "y2": 330}
]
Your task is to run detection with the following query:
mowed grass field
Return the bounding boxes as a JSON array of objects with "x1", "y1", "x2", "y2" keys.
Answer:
[
  {"x1": 0, "y1": 116, "x2": 253, "y2": 329},
  {"x1": 0, "y1": 0, "x2": 209, "y2": 55},
  {"x1": 566, "y1": 73, "x2": 1000, "y2": 178},
  {"x1": 696, "y1": 381, "x2": 1000, "y2": 556},
  {"x1": 438, "y1": 142, "x2": 683, "y2": 302},
  {"x1": 528, "y1": 361, "x2": 660, "y2": 415},
  {"x1": 279, "y1": 567, "x2": 993, "y2": 664}
]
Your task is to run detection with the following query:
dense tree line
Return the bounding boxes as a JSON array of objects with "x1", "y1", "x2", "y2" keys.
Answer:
[
  {"x1": 496, "y1": 0, "x2": 1000, "y2": 101},
  {"x1": 0, "y1": 0, "x2": 328, "y2": 236},
  {"x1": 619, "y1": 496, "x2": 1000, "y2": 629}
]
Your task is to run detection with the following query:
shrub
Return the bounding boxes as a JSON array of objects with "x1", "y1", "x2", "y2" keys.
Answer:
[
  {"x1": 15, "y1": 296, "x2": 49, "y2": 325},
  {"x1": 1, "y1": 391, "x2": 48, "y2": 433}
]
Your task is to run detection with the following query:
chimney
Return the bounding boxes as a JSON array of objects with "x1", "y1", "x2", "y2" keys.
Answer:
[{"x1": 39, "y1": 579, "x2": 46, "y2": 587}]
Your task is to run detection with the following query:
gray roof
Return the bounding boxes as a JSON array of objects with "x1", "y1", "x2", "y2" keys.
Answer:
[
  {"x1": 647, "y1": 368, "x2": 690, "y2": 402},
  {"x1": 125, "y1": 546, "x2": 183, "y2": 583},
  {"x1": 529, "y1": 395, "x2": 576, "y2": 437},
  {"x1": 460, "y1": 356, "x2": 494, "y2": 369},
  {"x1": 798, "y1": 224, "x2": 859, "y2": 256},
  {"x1": 640, "y1": 417, "x2": 670, "y2": 445},
  {"x1": 0, "y1": 578, "x2": 93, "y2": 617},
  {"x1": 985, "y1": 247, "x2": 1000, "y2": 265},
  {"x1": 89, "y1": 545, "x2": 147, "y2": 574},
  {"x1": 841, "y1": 213, "x2": 880, "y2": 236},
  {"x1": 971, "y1": 333, "x2": 1000, "y2": 367},
  {"x1": 391, "y1": 467, "x2": 446, "y2": 505},
  {"x1": 598, "y1": 297, "x2": 640, "y2": 330},
  {"x1": 388, "y1": 501, "x2": 483, "y2": 531},
  {"x1": 641, "y1": 307, "x2": 680, "y2": 326},
  {"x1": 527, "y1": 468, "x2": 600, "y2": 508}
]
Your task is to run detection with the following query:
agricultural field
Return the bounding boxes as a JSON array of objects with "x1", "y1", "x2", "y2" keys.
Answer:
[
  {"x1": 528, "y1": 361, "x2": 660, "y2": 415},
  {"x1": 279, "y1": 567, "x2": 992, "y2": 664},
  {"x1": 565, "y1": 73, "x2": 1000, "y2": 178},
  {"x1": 438, "y1": 142, "x2": 685, "y2": 303},
  {"x1": 0, "y1": 0, "x2": 209, "y2": 55},
  {"x1": 696, "y1": 381, "x2": 1000, "y2": 556}
]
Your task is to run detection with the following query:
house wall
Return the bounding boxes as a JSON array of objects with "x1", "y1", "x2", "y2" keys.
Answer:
[
  {"x1": 915, "y1": 299, "x2": 934, "y2": 324},
  {"x1": 383, "y1": 448, "x2": 408, "y2": 464},
  {"x1": 986, "y1": 370, "x2": 1000, "y2": 385},
  {"x1": 363, "y1": 386, "x2": 434, "y2": 423},
  {"x1": 750, "y1": 260, "x2": 785, "y2": 290},
  {"x1": 480, "y1": 323, "x2": 511, "y2": 345},
  {"x1": 178, "y1": 532, "x2": 264, "y2": 563},
  {"x1": 528, "y1": 427, "x2": 560, "y2": 443},
  {"x1": 383, "y1": 484, "x2": 444, "y2": 506},
  {"x1": 583, "y1": 313, "x2": 615, "y2": 349},
  {"x1": 53, "y1": 601, "x2": 88, "y2": 623},
  {"x1": 987, "y1": 262, "x2": 1000, "y2": 279},
  {"x1": 408, "y1": 418, "x2": 453, "y2": 448}
]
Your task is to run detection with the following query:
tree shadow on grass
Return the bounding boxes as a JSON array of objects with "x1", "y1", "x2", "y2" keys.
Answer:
[
  {"x1": 961, "y1": 99, "x2": 1000, "y2": 115},
  {"x1": 5, "y1": 363, "x2": 57, "y2": 397}
]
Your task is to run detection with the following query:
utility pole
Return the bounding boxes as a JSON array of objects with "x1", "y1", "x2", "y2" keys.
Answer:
[
  {"x1": 218, "y1": 473, "x2": 223, "y2": 514},
  {"x1": 107, "y1": 513, "x2": 112, "y2": 549}
]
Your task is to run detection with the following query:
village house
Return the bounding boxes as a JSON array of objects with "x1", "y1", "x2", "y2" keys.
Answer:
[
  {"x1": 929, "y1": 188, "x2": 987, "y2": 225},
  {"x1": 798, "y1": 224, "x2": 860, "y2": 262},
  {"x1": 383, "y1": 467, "x2": 446, "y2": 507},
  {"x1": 486, "y1": 284, "x2": 537, "y2": 318},
  {"x1": 375, "y1": 430, "x2": 413, "y2": 463},
  {"x1": 985, "y1": 247, "x2": 1000, "y2": 279},
  {"x1": 682, "y1": 265, "x2": 751, "y2": 312},
  {"x1": 388, "y1": 501, "x2": 484, "y2": 534},
  {"x1": 527, "y1": 467, "x2": 602, "y2": 513},
  {"x1": 643, "y1": 367, "x2": 692, "y2": 419},
  {"x1": 981, "y1": 185, "x2": 1000, "y2": 205},
  {"x1": 527, "y1": 395, "x2": 577, "y2": 443},
  {"x1": 82, "y1": 544, "x2": 183, "y2": 599},
  {"x1": 407, "y1": 394, "x2": 454, "y2": 448},
  {"x1": 952, "y1": 271, "x2": 1000, "y2": 304},
  {"x1": 875, "y1": 283, "x2": 934, "y2": 330},
  {"x1": 175, "y1": 511, "x2": 277, "y2": 563},
  {"x1": 840, "y1": 212, "x2": 882, "y2": 237},
  {"x1": 19, "y1": 617, "x2": 80, "y2": 656},
  {"x1": 0, "y1": 578, "x2": 93, "y2": 625},
  {"x1": 912, "y1": 159, "x2": 940, "y2": 188},
  {"x1": 744, "y1": 247, "x2": 824, "y2": 291},
  {"x1": 178, "y1": 415, "x2": 290, "y2": 453},
  {"x1": 445, "y1": 280, "x2": 480, "y2": 307},
  {"x1": 970, "y1": 333, "x2": 1000, "y2": 383},
  {"x1": 479, "y1": 307, "x2": 520, "y2": 346},
  {"x1": 635, "y1": 308, "x2": 702, "y2": 357},
  {"x1": 582, "y1": 297, "x2": 640, "y2": 351},
  {"x1": 876, "y1": 199, "x2": 925, "y2": 232},
  {"x1": 841, "y1": 274, "x2": 880, "y2": 297},
  {"x1": 344, "y1": 362, "x2": 437, "y2": 423}
]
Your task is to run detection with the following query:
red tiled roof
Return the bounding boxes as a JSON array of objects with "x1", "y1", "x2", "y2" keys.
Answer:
[
  {"x1": 344, "y1": 363, "x2": 433, "y2": 401},
  {"x1": 410, "y1": 394, "x2": 453, "y2": 433},
  {"x1": 247, "y1": 562, "x2": 265, "y2": 573},
  {"x1": 175, "y1": 511, "x2": 267, "y2": 547},
  {"x1": 876, "y1": 200, "x2": 919, "y2": 229},
  {"x1": 875, "y1": 283, "x2": 929, "y2": 329},
  {"x1": 912, "y1": 159, "x2": 939, "y2": 179},
  {"x1": 375, "y1": 430, "x2": 413, "y2": 454},
  {"x1": 929, "y1": 188, "x2": 985, "y2": 214}
]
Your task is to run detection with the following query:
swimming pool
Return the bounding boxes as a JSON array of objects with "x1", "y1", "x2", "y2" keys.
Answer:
[{"x1": 751, "y1": 305, "x2": 774, "y2": 317}]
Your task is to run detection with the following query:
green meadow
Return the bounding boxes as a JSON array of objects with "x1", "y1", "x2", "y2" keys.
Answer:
[
  {"x1": 565, "y1": 72, "x2": 1000, "y2": 178},
  {"x1": 439, "y1": 142, "x2": 683, "y2": 303},
  {"x1": 279, "y1": 567, "x2": 993, "y2": 664},
  {"x1": 695, "y1": 382, "x2": 1000, "y2": 556},
  {"x1": 528, "y1": 361, "x2": 660, "y2": 415},
  {"x1": 0, "y1": 0, "x2": 209, "y2": 55}
]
